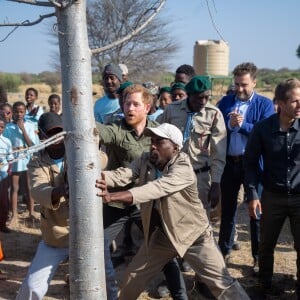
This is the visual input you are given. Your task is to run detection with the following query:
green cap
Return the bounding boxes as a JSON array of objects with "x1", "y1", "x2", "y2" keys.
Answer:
[
  {"x1": 159, "y1": 86, "x2": 172, "y2": 96},
  {"x1": 171, "y1": 82, "x2": 186, "y2": 92},
  {"x1": 116, "y1": 81, "x2": 133, "y2": 94},
  {"x1": 185, "y1": 76, "x2": 211, "y2": 94}
]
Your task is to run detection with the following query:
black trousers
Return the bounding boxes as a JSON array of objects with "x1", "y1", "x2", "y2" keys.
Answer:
[
  {"x1": 219, "y1": 158, "x2": 260, "y2": 260},
  {"x1": 259, "y1": 190, "x2": 300, "y2": 283}
]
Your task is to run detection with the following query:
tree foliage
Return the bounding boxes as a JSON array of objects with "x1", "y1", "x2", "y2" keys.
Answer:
[{"x1": 87, "y1": 0, "x2": 178, "y2": 82}]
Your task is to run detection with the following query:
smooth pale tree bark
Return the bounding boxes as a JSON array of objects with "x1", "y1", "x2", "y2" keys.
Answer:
[
  {"x1": 56, "y1": 1, "x2": 106, "y2": 298},
  {"x1": 1, "y1": 1, "x2": 166, "y2": 298}
]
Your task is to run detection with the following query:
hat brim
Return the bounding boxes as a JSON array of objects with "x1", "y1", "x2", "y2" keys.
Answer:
[{"x1": 144, "y1": 127, "x2": 170, "y2": 140}]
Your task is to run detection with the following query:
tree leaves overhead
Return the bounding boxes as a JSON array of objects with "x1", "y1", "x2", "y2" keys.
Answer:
[{"x1": 87, "y1": 0, "x2": 178, "y2": 81}]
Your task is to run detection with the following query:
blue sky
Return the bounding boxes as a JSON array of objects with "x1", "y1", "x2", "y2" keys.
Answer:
[{"x1": 0, "y1": 0, "x2": 299, "y2": 74}]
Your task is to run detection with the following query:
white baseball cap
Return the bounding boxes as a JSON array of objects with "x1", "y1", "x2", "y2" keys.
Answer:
[
  {"x1": 144, "y1": 123, "x2": 183, "y2": 150},
  {"x1": 118, "y1": 63, "x2": 128, "y2": 75}
]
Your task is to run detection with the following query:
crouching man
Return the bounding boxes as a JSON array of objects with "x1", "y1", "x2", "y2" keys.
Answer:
[{"x1": 96, "y1": 123, "x2": 250, "y2": 300}]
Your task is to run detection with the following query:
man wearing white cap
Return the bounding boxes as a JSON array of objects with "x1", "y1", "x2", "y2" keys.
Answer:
[
  {"x1": 118, "y1": 63, "x2": 129, "y2": 82},
  {"x1": 96, "y1": 123, "x2": 250, "y2": 300}
]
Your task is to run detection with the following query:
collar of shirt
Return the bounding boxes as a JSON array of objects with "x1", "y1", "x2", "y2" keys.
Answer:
[
  {"x1": 122, "y1": 118, "x2": 155, "y2": 140},
  {"x1": 234, "y1": 92, "x2": 254, "y2": 117},
  {"x1": 235, "y1": 91, "x2": 255, "y2": 103},
  {"x1": 271, "y1": 114, "x2": 300, "y2": 133}
]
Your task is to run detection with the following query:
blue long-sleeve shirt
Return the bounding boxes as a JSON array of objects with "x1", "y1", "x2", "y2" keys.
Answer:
[{"x1": 218, "y1": 92, "x2": 274, "y2": 154}]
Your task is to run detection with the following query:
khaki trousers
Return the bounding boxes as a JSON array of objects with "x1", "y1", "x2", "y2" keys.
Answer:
[{"x1": 119, "y1": 227, "x2": 250, "y2": 300}]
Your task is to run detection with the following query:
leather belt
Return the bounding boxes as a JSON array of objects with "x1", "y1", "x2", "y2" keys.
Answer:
[{"x1": 227, "y1": 155, "x2": 244, "y2": 163}]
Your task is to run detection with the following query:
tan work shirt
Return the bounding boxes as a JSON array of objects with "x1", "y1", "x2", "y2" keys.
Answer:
[
  {"x1": 104, "y1": 152, "x2": 210, "y2": 257},
  {"x1": 28, "y1": 151, "x2": 69, "y2": 248},
  {"x1": 159, "y1": 99, "x2": 227, "y2": 183}
]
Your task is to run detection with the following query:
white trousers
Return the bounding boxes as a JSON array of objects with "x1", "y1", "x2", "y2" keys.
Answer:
[{"x1": 16, "y1": 240, "x2": 68, "y2": 300}]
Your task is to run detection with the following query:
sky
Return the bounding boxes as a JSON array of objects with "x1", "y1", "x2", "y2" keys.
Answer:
[{"x1": 0, "y1": 0, "x2": 299, "y2": 74}]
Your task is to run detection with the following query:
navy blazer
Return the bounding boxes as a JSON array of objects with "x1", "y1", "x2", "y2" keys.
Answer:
[{"x1": 218, "y1": 92, "x2": 274, "y2": 147}]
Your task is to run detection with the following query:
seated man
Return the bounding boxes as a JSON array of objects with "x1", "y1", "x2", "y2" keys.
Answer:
[{"x1": 96, "y1": 123, "x2": 250, "y2": 300}]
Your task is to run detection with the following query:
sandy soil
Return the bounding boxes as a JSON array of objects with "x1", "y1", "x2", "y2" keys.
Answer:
[
  {"x1": 1, "y1": 87, "x2": 295, "y2": 299},
  {"x1": 0, "y1": 200, "x2": 298, "y2": 300}
]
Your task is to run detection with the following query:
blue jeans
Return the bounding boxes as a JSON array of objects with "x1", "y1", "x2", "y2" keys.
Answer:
[{"x1": 218, "y1": 158, "x2": 260, "y2": 260}]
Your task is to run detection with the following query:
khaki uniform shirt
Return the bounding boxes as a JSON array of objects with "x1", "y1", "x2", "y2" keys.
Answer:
[
  {"x1": 28, "y1": 151, "x2": 69, "y2": 248},
  {"x1": 104, "y1": 152, "x2": 210, "y2": 257},
  {"x1": 159, "y1": 99, "x2": 227, "y2": 183}
]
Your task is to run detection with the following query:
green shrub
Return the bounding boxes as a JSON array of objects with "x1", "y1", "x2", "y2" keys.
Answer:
[{"x1": 0, "y1": 73, "x2": 22, "y2": 92}]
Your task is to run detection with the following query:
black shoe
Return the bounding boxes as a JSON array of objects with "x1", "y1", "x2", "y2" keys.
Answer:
[{"x1": 232, "y1": 242, "x2": 241, "y2": 250}]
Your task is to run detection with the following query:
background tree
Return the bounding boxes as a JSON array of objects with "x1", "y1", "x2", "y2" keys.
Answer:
[
  {"x1": 87, "y1": 0, "x2": 178, "y2": 82},
  {"x1": 297, "y1": 44, "x2": 300, "y2": 59}
]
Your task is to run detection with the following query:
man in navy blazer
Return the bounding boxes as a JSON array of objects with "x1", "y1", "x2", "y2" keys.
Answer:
[{"x1": 217, "y1": 62, "x2": 274, "y2": 271}]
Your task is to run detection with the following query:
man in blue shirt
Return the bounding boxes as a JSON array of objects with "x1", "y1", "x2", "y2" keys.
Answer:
[
  {"x1": 217, "y1": 62, "x2": 274, "y2": 270},
  {"x1": 94, "y1": 63, "x2": 122, "y2": 124}
]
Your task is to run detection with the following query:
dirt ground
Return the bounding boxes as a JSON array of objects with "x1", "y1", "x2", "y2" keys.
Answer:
[
  {"x1": 1, "y1": 87, "x2": 296, "y2": 299},
  {"x1": 0, "y1": 199, "x2": 298, "y2": 300}
]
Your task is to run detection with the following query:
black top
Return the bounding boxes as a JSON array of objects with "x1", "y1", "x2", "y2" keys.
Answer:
[{"x1": 244, "y1": 113, "x2": 300, "y2": 200}]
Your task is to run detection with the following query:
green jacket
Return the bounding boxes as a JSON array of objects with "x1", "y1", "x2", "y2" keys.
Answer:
[{"x1": 96, "y1": 118, "x2": 158, "y2": 171}]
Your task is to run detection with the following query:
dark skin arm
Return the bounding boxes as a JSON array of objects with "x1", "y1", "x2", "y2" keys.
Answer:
[
  {"x1": 95, "y1": 172, "x2": 133, "y2": 204},
  {"x1": 208, "y1": 182, "x2": 221, "y2": 208},
  {"x1": 16, "y1": 119, "x2": 34, "y2": 147}
]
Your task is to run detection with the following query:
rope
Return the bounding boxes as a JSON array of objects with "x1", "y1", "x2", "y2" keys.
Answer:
[{"x1": 0, "y1": 131, "x2": 67, "y2": 167}]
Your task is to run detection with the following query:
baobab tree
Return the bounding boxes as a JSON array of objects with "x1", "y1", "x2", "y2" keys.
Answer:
[{"x1": 0, "y1": 0, "x2": 165, "y2": 298}]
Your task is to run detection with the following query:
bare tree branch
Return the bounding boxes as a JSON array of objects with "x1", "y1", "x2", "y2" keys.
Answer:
[
  {"x1": 91, "y1": 0, "x2": 166, "y2": 55},
  {"x1": 0, "y1": 13, "x2": 55, "y2": 27},
  {"x1": 7, "y1": 0, "x2": 54, "y2": 7},
  {"x1": 0, "y1": 21, "x2": 24, "y2": 42}
]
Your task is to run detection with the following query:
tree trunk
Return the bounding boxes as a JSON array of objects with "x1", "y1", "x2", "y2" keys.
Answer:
[{"x1": 56, "y1": 1, "x2": 106, "y2": 298}]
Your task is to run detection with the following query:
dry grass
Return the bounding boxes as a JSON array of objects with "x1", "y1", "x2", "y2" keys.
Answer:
[
  {"x1": 1, "y1": 84, "x2": 288, "y2": 299},
  {"x1": 0, "y1": 201, "x2": 297, "y2": 300},
  {"x1": 7, "y1": 84, "x2": 104, "y2": 112}
]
